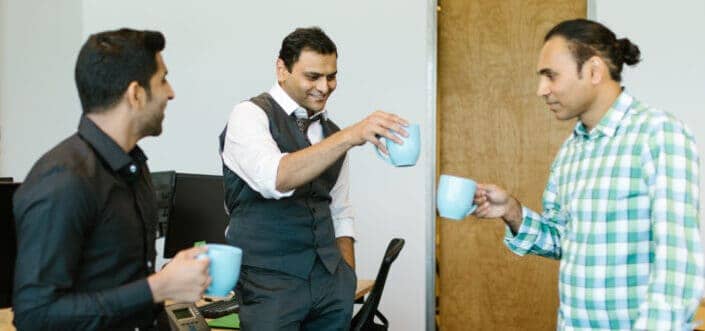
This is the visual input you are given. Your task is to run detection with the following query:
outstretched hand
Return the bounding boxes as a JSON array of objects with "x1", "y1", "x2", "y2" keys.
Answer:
[
  {"x1": 344, "y1": 111, "x2": 409, "y2": 154},
  {"x1": 473, "y1": 183, "x2": 524, "y2": 232},
  {"x1": 473, "y1": 183, "x2": 512, "y2": 219}
]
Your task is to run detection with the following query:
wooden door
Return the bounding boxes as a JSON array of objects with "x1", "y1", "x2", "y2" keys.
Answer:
[{"x1": 437, "y1": 1, "x2": 585, "y2": 330}]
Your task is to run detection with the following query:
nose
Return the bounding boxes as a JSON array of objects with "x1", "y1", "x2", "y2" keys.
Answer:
[
  {"x1": 167, "y1": 83, "x2": 175, "y2": 100},
  {"x1": 536, "y1": 78, "x2": 550, "y2": 97},
  {"x1": 316, "y1": 78, "x2": 330, "y2": 95}
]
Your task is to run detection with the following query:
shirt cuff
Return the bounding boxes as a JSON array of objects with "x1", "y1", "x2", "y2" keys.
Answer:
[
  {"x1": 118, "y1": 279, "x2": 155, "y2": 315},
  {"x1": 333, "y1": 217, "x2": 355, "y2": 239},
  {"x1": 503, "y1": 206, "x2": 538, "y2": 256},
  {"x1": 632, "y1": 298, "x2": 696, "y2": 331},
  {"x1": 259, "y1": 152, "x2": 295, "y2": 199}
]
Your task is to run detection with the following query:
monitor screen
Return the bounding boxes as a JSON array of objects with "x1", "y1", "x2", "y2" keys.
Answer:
[
  {"x1": 162, "y1": 173, "x2": 229, "y2": 258},
  {"x1": 152, "y1": 171, "x2": 176, "y2": 239},
  {"x1": 0, "y1": 183, "x2": 20, "y2": 308}
]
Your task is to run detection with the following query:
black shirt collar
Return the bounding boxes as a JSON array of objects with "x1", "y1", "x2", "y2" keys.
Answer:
[{"x1": 77, "y1": 116, "x2": 147, "y2": 173}]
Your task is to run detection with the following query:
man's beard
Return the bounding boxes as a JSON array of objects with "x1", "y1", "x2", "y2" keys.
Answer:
[{"x1": 141, "y1": 109, "x2": 164, "y2": 137}]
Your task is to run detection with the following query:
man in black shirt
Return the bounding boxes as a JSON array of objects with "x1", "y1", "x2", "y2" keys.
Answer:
[{"x1": 12, "y1": 29, "x2": 210, "y2": 330}]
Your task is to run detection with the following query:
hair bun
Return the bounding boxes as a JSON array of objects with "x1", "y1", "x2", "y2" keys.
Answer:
[{"x1": 616, "y1": 38, "x2": 641, "y2": 66}]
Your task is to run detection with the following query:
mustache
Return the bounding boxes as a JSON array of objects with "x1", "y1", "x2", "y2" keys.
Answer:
[{"x1": 544, "y1": 99, "x2": 559, "y2": 105}]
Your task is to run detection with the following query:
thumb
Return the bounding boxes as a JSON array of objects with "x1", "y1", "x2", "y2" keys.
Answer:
[{"x1": 177, "y1": 246, "x2": 208, "y2": 260}]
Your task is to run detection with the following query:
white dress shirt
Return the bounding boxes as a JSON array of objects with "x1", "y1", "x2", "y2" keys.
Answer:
[{"x1": 222, "y1": 83, "x2": 355, "y2": 239}]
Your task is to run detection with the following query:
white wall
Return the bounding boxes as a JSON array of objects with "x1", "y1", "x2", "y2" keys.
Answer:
[
  {"x1": 0, "y1": 0, "x2": 83, "y2": 179},
  {"x1": 1, "y1": 1, "x2": 436, "y2": 330},
  {"x1": 592, "y1": 0, "x2": 705, "y2": 239}
]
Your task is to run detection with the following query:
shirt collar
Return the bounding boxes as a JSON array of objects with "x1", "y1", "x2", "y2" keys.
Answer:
[
  {"x1": 573, "y1": 89, "x2": 634, "y2": 139},
  {"x1": 269, "y1": 83, "x2": 328, "y2": 120},
  {"x1": 77, "y1": 116, "x2": 147, "y2": 173}
]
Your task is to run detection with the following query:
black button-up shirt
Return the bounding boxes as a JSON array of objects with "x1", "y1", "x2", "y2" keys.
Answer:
[{"x1": 13, "y1": 116, "x2": 159, "y2": 330}]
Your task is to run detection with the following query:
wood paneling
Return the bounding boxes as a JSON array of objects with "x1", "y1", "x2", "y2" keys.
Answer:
[{"x1": 437, "y1": 1, "x2": 585, "y2": 330}]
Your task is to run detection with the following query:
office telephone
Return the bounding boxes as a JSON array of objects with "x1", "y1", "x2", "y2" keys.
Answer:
[{"x1": 165, "y1": 302, "x2": 210, "y2": 331}]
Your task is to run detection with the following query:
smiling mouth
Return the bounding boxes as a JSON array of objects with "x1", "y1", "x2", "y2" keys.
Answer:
[
  {"x1": 545, "y1": 102, "x2": 561, "y2": 112},
  {"x1": 308, "y1": 94, "x2": 327, "y2": 102}
]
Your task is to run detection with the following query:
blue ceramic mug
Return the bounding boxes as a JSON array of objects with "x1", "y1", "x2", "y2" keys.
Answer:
[
  {"x1": 198, "y1": 244, "x2": 242, "y2": 297},
  {"x1": 437, "y1": 174, "x2": 478, "y2": 220},
  {"x1": 376, "y1": 124, "x2": 421, "y2": 167}
]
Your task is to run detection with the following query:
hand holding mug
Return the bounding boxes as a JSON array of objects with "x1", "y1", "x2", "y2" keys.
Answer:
[
  {"x1": 473, "y1": 184, "x2": 523, "y2": 229},
  {"x1": 473, "y1": 183, "x2": 512, "y2": 219},
  {"x1": 148, "y1": 246, "x2": 211, "y2": 303},
  {"x1": 345, "y1": 110, "x2": 409, "y2": 154},
  {"x1": 375, "y1": 123, "x2": 421, "y2": 167}
]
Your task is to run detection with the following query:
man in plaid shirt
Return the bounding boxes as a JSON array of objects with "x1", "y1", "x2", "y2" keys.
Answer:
[{"x1": 473, "y1": 19, "x2": 704, "y2": 330}]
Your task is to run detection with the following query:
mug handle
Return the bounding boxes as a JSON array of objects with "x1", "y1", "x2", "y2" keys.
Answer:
[
  {"x1": 374, "y1": 137, "x2": 393, "y2": 165},
  {"x1": 466, "y1": 204, "x2": 477, "y2": 217}
]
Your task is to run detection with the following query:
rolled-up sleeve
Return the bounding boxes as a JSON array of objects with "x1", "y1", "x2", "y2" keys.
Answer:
[
  {"x1": 329, "y1": 156, "x2": 355, "y2": 239},
  {"x1": 222, "y1": 101, "x2": 294, "y2": 199}
]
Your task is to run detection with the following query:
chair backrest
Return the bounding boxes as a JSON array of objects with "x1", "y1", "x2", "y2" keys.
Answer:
[
  {"x1": 351, "y1": 238, "x2": 405, "y2": 331},
  {"x1": 0, "y1": 182, "x2": 20, "y2": 308}
]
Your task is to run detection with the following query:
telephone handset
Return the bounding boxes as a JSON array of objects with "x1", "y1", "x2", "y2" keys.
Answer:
[{"x1": 165, "y1": 302, "x2": 210, "y2": 331}]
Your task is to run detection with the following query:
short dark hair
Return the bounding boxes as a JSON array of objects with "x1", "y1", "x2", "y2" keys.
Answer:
[
  {"x1": 75, "y1": 28, "x2": 165, "y2": 113},
  {"x1": 278, "y1": 27, "x2": 337, "y2": 72},
  {"x1": 545, "y1": 19, "x2": 641, "y2": 82}
]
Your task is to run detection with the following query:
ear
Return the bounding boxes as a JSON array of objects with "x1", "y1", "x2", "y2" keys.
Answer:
[
  {"x1": 276, "y1": 58, "x2": 289, "y2": 84},
  {"x1": 587, "y1": 56, "x2": 604, "y2": 84},
  {"x1": 125, "y1": 81, "x2": 144, "y2": 109}
]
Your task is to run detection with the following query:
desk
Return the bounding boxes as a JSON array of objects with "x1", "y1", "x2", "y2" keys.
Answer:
[
  {"x1": 0, "y1": 309, "x2": 12, "y2": 331},
  {"x1": 0, "y1": 280, "x2": 374, "y2": 331}
]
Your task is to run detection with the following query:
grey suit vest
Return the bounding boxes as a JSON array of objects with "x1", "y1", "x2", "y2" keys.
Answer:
[{"x1": 219, "y1": 92, "x2": 345, "y2": 278}]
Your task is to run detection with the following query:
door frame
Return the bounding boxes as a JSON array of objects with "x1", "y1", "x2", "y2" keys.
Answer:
[{"x1": 425, "y1": 1, "x2": 438, "y2": 330}]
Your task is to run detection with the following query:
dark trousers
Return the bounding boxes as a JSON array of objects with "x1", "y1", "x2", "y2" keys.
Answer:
[{"x1": 236, "y1": 257, "x2": 357, "y2": 331}]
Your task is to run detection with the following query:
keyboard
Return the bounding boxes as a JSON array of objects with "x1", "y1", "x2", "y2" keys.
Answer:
[{"x1": 198, "y1": 299, "x2": 240, "y2": 319}]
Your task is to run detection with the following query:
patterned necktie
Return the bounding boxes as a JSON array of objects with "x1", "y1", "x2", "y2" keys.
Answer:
[{"x1": 294, "y1": 113, "x2": 322, "y2": 135}]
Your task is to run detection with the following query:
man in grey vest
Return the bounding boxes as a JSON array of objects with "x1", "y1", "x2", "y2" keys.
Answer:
[{"x1": 219, "y1": 27, "x2": 408, "y2": 330}]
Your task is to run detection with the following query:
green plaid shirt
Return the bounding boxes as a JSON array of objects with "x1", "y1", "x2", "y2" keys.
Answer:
[{"x1": 505, "y1": 91, "x2": 703, "y2": 331}]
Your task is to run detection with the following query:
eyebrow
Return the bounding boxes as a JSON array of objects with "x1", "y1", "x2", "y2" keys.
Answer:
[
  {"x1": 537, "y1": 68, "x2": 555, "y2": 76},
  {"x1": 304, "y1": 70, "x2": 338, "y2": 77}
]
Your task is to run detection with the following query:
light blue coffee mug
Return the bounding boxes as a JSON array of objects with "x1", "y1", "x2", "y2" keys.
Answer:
[
  {"x1": 376, "y1": 124, "x2": 421, "y2": 167},
  {"x1": 198, "y1": 244, "x2": 242, "y2": 297},
  {"x1": 437, "y1": 174, "x2": 478, "y2": 220}
]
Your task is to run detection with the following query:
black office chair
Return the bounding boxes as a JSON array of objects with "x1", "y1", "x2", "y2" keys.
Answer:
[{"x1": 351, "y1": 238, "x2": 405, "y2": 331}]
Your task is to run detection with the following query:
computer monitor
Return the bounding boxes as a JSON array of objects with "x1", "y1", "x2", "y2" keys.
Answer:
[
  {"x1": 152, "y1": 172, "x2": 229, "y2": 258},
  {"x1": 0, "y1": 182, "x2": 20, "y2": 308},
  {"x1": 152, "y1": 171, "x2": 177, "y2": 238}
]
